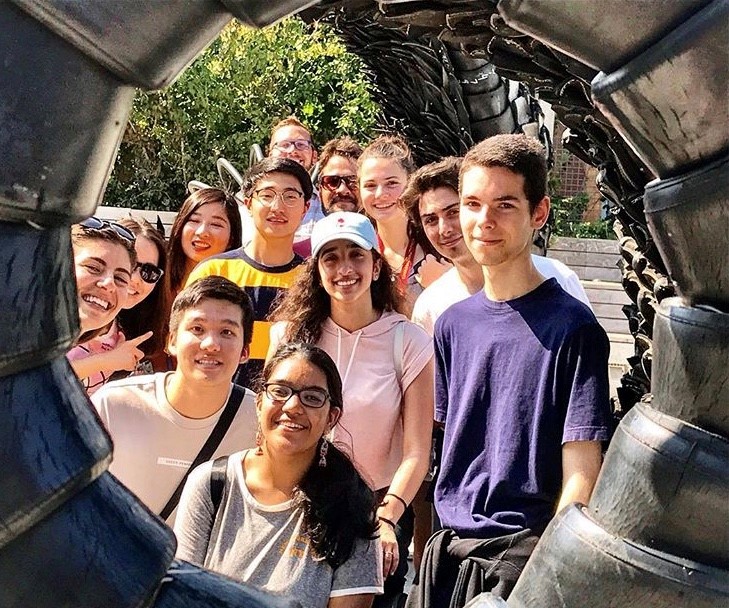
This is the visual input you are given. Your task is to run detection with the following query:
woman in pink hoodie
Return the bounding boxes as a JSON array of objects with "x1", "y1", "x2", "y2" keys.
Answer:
[{"x1": 269, "y1": 211, "x2": 434, "y2": 607}]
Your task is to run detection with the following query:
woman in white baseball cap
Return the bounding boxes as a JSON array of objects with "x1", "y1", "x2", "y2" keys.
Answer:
[{"x1": 268, "y1": 211, "x2": 434, "y2": 607}]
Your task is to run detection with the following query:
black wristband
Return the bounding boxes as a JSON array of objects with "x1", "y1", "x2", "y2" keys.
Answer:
[
  {"x1": 379, "y1": 516, "x2": 397, "y2": 530},
  {"x1": 385, "y1": 492, "x2": 408, "y2": 510}
]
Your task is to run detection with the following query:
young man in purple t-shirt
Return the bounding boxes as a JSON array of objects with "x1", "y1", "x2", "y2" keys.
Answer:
[{"x1": 416, "y1": 134, "x2": 612, "y2": 605}]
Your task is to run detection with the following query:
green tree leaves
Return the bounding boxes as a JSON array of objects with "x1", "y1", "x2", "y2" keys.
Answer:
[{"x1": 106, "y1": 18, "x2": 379, "y2": 211}]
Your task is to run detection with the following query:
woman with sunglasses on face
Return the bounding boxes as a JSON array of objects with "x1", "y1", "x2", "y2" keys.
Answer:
[
  {"x1": 68, "y1": 218, "x2": 171, "y2": 393},
  {"x1": 358, "y1": 135, "x2": 447, "y2": 316},
  {"x1": 268, "y1": 212, "x2": 434, "y2": 606},
  {"x1": 174, "y1": 342, "x2": 383, "y2": 608},
  {"x1": 114, "y1": 218, "x2": 170, "y2": 373}
]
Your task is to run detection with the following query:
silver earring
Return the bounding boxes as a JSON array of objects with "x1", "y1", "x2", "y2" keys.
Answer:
[{"x1": 318, "y1": 437, "x2": 329, "y2": 467}]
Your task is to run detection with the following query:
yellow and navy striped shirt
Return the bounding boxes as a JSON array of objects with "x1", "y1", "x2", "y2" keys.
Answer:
[{"x1": 185, "y1": 248, "x2": 303, "y2": 388}]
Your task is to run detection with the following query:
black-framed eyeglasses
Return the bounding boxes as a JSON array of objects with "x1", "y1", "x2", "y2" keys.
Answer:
[
  {"x1": 264, "y1": 382, "x2": 330, "y2": 409},
  {"x1": 79, "y1": 217, "x2": 136, "y2": 243},
  {"x1": 320, "y1": 175, "x2": 358, "y2": 192},
  {"x1": 254, "y1": 187, "x2": 305, "y2": 207},
  {"x1": 272, "y1": 139, "x2": 313, "y2": 152},
  {"x1": 135, "y1": 262, "x2": 164, "y2": 284}
]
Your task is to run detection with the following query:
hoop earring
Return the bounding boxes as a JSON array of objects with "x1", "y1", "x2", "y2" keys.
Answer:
[{"x1": 318, "y1": 437, "x2": 329, "y2": 467}]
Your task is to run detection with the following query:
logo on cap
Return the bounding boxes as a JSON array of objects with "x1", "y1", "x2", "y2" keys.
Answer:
[{"x1": 337, "y1": 217, "x2": 345, "y2": 226}]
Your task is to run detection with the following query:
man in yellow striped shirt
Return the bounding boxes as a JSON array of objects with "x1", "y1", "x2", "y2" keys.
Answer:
[{"x1": 186, "y1": 157, "x2": 311, "y2": 389}]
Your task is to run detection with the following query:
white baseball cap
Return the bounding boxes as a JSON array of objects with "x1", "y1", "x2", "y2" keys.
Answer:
[{"x1": 311, "y1": 212, "x2": 378, "y2": 257}]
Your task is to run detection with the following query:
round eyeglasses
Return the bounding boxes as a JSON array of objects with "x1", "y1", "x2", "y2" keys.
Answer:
[
  {"x1": 253, "y1": 187, "x2": 305, "y2": 208},
  {"x1": 264, "y1": 383, "x2": 330, "y2": 409}
]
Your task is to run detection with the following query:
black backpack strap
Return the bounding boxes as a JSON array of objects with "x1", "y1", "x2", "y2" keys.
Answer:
[
  {"x1": 159, "y1": 384, "x2": 245, "y2": 521},
  {"x1": 209, "y1": 455, "x2": 229, "y2": 517}
]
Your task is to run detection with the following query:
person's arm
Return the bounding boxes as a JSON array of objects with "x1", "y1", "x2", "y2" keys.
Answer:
[
  {"x1": 173, "y1": 461, "x2": 216, "y2": 566},
  {"x1": 376, "y1": 359, "x2": 434, "y2": 576},
  {"x1": 556, "y1": 440, "x2": 603, "y2": 513},
  {"x1": 69, "y1": 332, "x2": 153, "y2": 380},
  {"x1": 329, "y1": 595, "x2": 373, "y2": 608}
]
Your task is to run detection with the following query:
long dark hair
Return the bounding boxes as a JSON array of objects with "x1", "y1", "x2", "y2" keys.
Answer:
[
  {"x1": 270, "y1": 248, "x2": 403, "y2": 344},
  {"x1": 166, "y1": 188, "x2": 242, "y2": 297},
  {"x1": 115, "y1": 217, "x2": 170, "y2": 359},
  {"x1": 260, "y1": 343, "x2": 378, "y2": 568}
]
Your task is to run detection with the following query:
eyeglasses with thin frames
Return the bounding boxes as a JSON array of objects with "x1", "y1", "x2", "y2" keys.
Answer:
[
  {"x1": 264, "y1": 382, "x2": 330, "y2": 409},
  {"x1": 254, "y1": 187, "x2": 305, "y2": 208},
  {"x1": 272, "y1": 139, "x2": 313, "y2": 152}
]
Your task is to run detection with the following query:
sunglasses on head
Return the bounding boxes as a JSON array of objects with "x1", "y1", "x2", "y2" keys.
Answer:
[
  {"x1": 320, "y1": 175, "x2": 358, "y2": 191},
  {"x1": 134, "y1": 262, "x2": 164, "y2": 284},
  {"x1": 79, "y1": 216, "x2": 136, "y2": 243}
]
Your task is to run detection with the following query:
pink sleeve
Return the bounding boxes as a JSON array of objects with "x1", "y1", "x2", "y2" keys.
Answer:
[{"x1": 400, "y1": 322, "x2": 434, "y2": 392}]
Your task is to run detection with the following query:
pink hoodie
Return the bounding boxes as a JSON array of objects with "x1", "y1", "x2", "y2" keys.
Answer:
[{"x1": 272, "y1": 311, "x2": 432, "y2": 490}]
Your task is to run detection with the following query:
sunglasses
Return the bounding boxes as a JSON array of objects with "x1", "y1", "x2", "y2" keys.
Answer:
[
  {"x1": 79, "y1": 216, "x2": 136, "y2": 243},
  {"x1": 320, "y1": 175, "x2": 358, "y2": 191},
  {"x1": 135, "y1": 262, "x2": 164, "y2": 284}
]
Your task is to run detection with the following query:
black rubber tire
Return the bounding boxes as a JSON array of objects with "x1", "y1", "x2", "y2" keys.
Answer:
[
  {"x1": 153, "y1": 560, "x2": 293, "y2": 608},
  {"x1": 589, "y1": 403, "x2": 729, "y2": 568},
  {"x1": 509, "y1": 505, "x2": 729, "y2": 607},
  {"x1": 591, "y1": 0, "x2": 729, "y2": 178},
  {"x1": 497, "y1": 0, "x2": 709, "y2": 72},
  {"x1": 0, "y1": 473, "x2": 174, "y2": 608},
  {"x1": 644, "y1": 154, "x2": 729, "y2": 307},
  {"x1": 651, "y1": 299, "x2": 729, "y2": 437},
  {"x1": 0, "y1": 358, "x2": 111, "y2": 550},
  {"x1": 0, "y1": 4, "x2": 133, "y2": 225},
  {"x1": 0, "y1": 224, "x2": 77, "y2": 378}
]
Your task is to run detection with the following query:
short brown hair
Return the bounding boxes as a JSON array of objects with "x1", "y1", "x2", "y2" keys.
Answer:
[
  {"x1": 318, "y1": 136, "x2": 363, "y2": 172},
  {"x1": 400, "y1": 156, "x2": 461, "y2": 228},
  {"x1": 269, "y1": 115, "x2": 313, "y2": 150},
  {"x1": 168, "y1": 276, "x2": 254, "y2": 350},
  {"x1": 358, "y1": 134, "x2": 415, "y2": 175},
  {"x1": 460, "y1": 134, "x2": 547, "y2": 213}
]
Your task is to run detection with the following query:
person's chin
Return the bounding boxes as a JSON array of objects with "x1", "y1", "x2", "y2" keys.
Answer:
[{"x1": 331, "y1": 202, "x2": 359, "y2": 213}]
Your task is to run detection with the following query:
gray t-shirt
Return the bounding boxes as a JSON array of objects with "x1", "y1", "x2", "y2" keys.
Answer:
[{"x1": 174, "y1": 450, "x2": 383, "y2": 608}]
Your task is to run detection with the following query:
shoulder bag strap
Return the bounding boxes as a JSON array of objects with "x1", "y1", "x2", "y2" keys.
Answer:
[
  {"x1": 159, "y1": 385, "x2": 245, "y2": 521},
  {"x1": 394, "y1": 321, "x2": 405, "y2": 387},
  {"x1": 209, "y1": 455, "x2": 230, "y2": 517}
]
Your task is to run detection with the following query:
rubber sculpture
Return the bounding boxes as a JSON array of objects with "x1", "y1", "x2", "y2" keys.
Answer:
[{"x1": 0, "y1": 1, "x2": 727, "y2": 607}]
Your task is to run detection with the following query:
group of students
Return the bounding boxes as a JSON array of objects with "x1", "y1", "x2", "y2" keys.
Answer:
[{"x1": 66, "y1": 117, "x2": 612, "y2": 608}]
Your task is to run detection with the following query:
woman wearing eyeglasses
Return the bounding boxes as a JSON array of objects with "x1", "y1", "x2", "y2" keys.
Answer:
[
  {"x1": 174, "y1": 342, "x2": 383, "y2": 608},
  {"x1": 268, "y1": 212, "x2": 434, "y2": 607}
]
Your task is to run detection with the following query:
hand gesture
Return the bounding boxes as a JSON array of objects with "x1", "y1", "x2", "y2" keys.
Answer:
[
  {"x1": 416, "y1": 254, "x2": 452, "y2": 289},
  {"x1": 105, "y1": 331, "x2": 153, "y2": 372}
]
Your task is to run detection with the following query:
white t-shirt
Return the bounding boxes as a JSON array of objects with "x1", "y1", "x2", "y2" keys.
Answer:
[
  {"x1": 92, "y1": 372, "x2": 257, "y2": 523},
  {"x1": 412, "y1": 254, "x2": 591, "y2": 335},
  {"x1": 174, "y1": 451, "x2": 383, "y2": 608}
]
